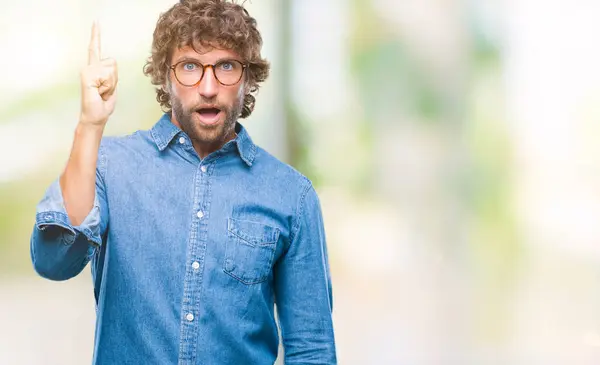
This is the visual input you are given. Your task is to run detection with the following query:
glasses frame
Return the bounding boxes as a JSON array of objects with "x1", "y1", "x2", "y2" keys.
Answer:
[{"x1": 169, "y1": 59, "x2": 248, "y2": 87}]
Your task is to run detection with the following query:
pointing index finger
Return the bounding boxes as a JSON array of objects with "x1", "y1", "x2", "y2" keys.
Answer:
[{"x1": 88, "y1": 21, "x2": 101, "y2": 64}]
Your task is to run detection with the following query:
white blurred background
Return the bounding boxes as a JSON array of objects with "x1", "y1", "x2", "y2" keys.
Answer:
[{"x1": 2, "y1": 0, "x2": 600, "y2": 364}]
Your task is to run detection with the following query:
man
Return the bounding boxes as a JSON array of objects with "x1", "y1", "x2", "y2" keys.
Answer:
[{"x1": 29, "y1": 1, "x2": 337, "y2": 364}]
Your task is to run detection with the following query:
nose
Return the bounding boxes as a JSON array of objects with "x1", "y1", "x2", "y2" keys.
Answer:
[{"x1": 197, "y1": 66, "x2": 218, "y2": 99}]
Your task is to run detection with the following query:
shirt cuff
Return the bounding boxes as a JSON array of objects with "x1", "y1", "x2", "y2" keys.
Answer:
[{"x1": 35, "y1": 179, "x2": 103, "y2": 247}]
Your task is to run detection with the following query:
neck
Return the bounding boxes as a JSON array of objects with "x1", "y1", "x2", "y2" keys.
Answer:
[{"x1": 194, "y1": 130, "x2": 237, "y2": 159}]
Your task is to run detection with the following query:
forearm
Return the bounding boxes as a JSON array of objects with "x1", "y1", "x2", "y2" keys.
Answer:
[
  {"x1": 60, "y1": 122, "x2": 105, "y2": 226},
  {"x1": 31, "y1": 161, "x2": 107, "y2": 281},
  {"x1": 31, "y1": 126, "x2": 108, "y2": 281}
]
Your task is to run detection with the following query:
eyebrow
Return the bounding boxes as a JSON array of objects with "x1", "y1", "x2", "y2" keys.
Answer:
[{"x1": 173, "y1": 56, "x2": 241, "y2": 65}]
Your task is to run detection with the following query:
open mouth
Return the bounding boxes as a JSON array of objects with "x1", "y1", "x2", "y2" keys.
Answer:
[{"x1": 196, "y1": 107, "x2": 222, "y2": 124}]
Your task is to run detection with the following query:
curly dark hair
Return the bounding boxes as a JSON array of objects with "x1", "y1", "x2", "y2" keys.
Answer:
[{"x1": 143, "y1": 0, "x2": 270, "y2": 118}]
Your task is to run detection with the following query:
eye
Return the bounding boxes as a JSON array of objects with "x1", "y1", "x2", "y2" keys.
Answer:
[
  {"x1": 218, "y1": 61, "x2": 234, "y2": 71},
  {"x1": 182, "y1": 62, "x2": 197, "y2": 71}
]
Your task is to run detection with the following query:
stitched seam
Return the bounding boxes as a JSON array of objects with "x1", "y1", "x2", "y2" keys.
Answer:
[
  {"x1": 150, "y1": 127, "x2": 161, "y2": 150},
  {"x1": 223, "y1": 268, "x2": 268, "y2": 285},
  {"x1": 288, "y1": 178, "x2": 312, "y2": 246},
  {"x1": 229, "y1": 230, "x2": 278, "y2": 246},
  {"x1": 98, "y1": 140, "x2": 108, "y2": 192}
]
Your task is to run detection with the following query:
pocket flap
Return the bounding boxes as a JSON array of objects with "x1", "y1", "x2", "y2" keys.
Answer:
[{"x1": 227, "y1": 218, "x2": 280, "y2": 246}]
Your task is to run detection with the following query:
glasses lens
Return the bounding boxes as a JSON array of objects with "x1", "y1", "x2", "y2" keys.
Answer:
[
  {"x1": 214, "y1": 60, "x2": 244, "y2": 85},
  {"x1": 174, "y1": 62, "x2": 204, "y2": 86}
]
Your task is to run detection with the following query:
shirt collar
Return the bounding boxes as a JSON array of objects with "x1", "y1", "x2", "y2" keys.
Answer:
[
  {"x1": 150, "y1": 113, "x2": 256, "y2": 166},
  {"x1": 150, "y1": 113, "x2": 180, "y2": 152}
]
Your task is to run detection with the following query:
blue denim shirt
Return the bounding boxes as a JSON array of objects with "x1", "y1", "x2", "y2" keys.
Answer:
[{"x1": 30, "y1": 114, "x2": 337, "y2": 365}]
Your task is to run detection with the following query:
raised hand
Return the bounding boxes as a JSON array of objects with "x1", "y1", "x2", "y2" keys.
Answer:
[{"x1": 79, "y1": 21, "x2": 118, "y2": 127}]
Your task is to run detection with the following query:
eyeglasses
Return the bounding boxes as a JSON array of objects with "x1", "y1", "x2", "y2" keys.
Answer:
[{"x1": 170, "y1": 59, "x2": 247, "y2": 87}]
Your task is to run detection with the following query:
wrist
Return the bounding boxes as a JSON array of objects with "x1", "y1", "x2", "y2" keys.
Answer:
[
  {"x1": 75, "y1": 121, "x2": 105, "y2": 138},
  {"x1": 79, "y1": 112, "x2": 108, "y2": 128}
]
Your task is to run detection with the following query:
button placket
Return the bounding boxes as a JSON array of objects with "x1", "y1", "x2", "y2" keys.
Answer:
[{"x1": 178, "y1": 151, "x2": 213, "y2": 362}]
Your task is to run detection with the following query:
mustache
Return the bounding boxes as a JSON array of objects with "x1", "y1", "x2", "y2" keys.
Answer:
[{"x1": 189, "y1": 97, "x2": 227, "y2": 112}]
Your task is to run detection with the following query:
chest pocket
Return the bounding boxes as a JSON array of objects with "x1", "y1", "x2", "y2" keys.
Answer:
[{"x1": 224, "y1": 218, "x2": 280, "y2": 285}]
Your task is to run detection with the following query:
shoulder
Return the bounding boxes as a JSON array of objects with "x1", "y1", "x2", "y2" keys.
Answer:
[
  {"x1": 251, "y1": 146, "x2": 323, "y2": 240},
  {"x1": 96, "y1": 128, "x2": 159, "y2": 177},
  {"x1": 252, "y1": 145, "x2": 315, "y2": 196},
  {"x1": 99, "y1": 128, "x2": 158, "y2": 161}
]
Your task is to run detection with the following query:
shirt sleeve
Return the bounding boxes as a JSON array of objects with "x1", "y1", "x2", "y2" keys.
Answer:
[
  {"x1": 274, "y1": 182, "x2": 337, "y2": 364},
  {"x1": 30, "y1": 142, "x2": 109, "y2": 281}
]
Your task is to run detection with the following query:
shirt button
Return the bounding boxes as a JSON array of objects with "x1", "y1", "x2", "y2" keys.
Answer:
[
  {"x1": 192, "y1": 261, "x2": 200, "y2": 270},
  {"x1": 196, "y1": 211, "x2": 204, "y2": 219},
  {"x1": 186, "y1": 313, "x2": 194, "y2": 322},
  {"x1": 179, "y1": 137, "x2": 186, "y2": 144},
  {"x1": 200, "y1": 165, "x2": 207, "y2": 173}
]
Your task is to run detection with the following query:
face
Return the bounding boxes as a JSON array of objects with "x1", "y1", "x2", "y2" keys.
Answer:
[{"x1": 167, "y1": 45, "x2": 246, "y2": 147}]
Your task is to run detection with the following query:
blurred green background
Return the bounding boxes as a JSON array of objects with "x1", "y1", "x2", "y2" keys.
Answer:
[{"x1": 2, "y1": 0, "x2": 600, "y2": 364}]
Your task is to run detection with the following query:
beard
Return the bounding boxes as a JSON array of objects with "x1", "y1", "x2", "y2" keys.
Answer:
[{"x1": 170, "y1": 92, "x2": 243, "y2": 146}]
